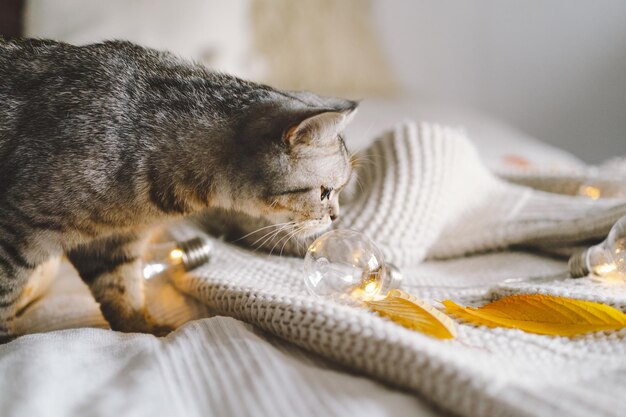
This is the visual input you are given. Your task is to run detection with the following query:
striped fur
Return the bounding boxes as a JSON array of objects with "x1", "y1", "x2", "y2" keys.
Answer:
[{"x1": 0, "y1": 38, "x2": 356, "y2": 338}]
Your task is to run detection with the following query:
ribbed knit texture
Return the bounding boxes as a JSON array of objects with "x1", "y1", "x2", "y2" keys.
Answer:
[
  {"x1": 337, "y1": 123, "x2": 496, "y2": 264},
  {"x1": 6, "y1": 122, "x2": 626, "y2": 417},
  {"x1": 337, "y1": 123, "x2": 626, "y2": 262}
]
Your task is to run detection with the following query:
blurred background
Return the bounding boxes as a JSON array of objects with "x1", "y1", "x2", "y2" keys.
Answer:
[{"x1": 1, "y1": 0, "x2": 625, "y2": 163}]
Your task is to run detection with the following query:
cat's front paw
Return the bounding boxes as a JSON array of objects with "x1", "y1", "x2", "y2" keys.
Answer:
[
  {"x1": 0, "y1": 332, "x2": 18, "y2": 345},
  {"x1": 148, "y1": 323, "x2": 176, "y2": 337},
  {"x1": 0, "y1": 319, "x2": 18, "y2": 344},
  {"x1": 107, "y1": 310, "x2": 175, "y2": 336}
]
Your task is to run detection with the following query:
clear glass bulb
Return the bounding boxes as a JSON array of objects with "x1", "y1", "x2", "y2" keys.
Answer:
[
  {"x1": 142, "y1": 237, "x2": 212, "y2": 280},
  {"x1": 303, "y1": 229, "x2": 402, "y2": 303},
  {"x1": 569, "y1": 215, "x2": 626, "y2": 281}
]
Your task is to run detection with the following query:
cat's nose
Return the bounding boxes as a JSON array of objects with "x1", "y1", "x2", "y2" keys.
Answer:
[{"x1": 329, "y1": 204, "x2": 340, "y2": 221}]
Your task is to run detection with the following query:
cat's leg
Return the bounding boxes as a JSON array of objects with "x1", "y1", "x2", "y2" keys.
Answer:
[
  {"x1": 0, "y1": 237, "x2": 38, "y2": 342},
  {"x1": 0, "y1": 268, "x2": 32, "y2": 343},
  {"x1": 67, "y1": 233, "x2": 171, "y2": 335}
]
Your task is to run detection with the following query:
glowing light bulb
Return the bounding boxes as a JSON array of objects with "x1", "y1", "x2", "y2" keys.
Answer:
[
  {"x1": 303, "y1": 229, "x2": 402, "y2": 302},
  {"x1": 142, "y1": 237, "x2": 212, "y2": 280},
  {"x1": 569, "y1": 215, "x2": 626, "y2": 281},
  {"x1": 577, "y1": 176, "x2": 626, "y2": 200}
]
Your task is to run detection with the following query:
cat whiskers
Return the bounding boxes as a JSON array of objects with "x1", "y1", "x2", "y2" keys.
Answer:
[
  {"x1": 233, "y1": 221, "x2": 294, "y2": 243},
  {"x1": 349, "y1": 153, "x2": 382, "y2": 195},
  {"x1": 351, "y1": 173, "x2": 366, "y2": 194},
  {"x1": 269, "y1": 200, "x2": 279, "y2": 209},
  {"x1": 251, "y1": 222, "x2": 297, "y2": 252},
  {"x1": 283, "y1": 224, "x2": 312, "y2": 257},
  {"x1": 269, "y1": 223, "x2": 306, "y2": 257},
  {"x1": 267, "y1": 223, "x2": 299, "y2": 256},
  {"x1": 350, "y1": 153, "x2": 381, "y2": 168}
]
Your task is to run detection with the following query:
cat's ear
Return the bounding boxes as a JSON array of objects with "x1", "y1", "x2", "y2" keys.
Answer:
[{"x1": 284, "y1": 103, "x2": 358, "y2": 146}]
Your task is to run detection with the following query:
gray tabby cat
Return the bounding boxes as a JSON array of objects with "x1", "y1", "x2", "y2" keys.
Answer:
[{"x1": 0, "y1": 38, "x2": 356, "y2": 339}]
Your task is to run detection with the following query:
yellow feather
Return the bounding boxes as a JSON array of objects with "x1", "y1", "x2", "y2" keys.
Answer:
[
  {"x1": 365, "y1": 289, "x2": 457, "y2": 339},
  {"x1": 443, "y1": 294, "x2": 626, "y2": 337}
]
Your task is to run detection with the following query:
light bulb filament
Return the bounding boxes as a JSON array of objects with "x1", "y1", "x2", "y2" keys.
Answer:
[
  {"x1": 593, "y1": 263, "x2": 617, "y2": 276},
  {"x1": 364, "y1": 281, "x2": 378, "y2": 294},
  {"x1": 169, "y1": 248, "x2": 184, "y2": 261},
  {"x1": 578, "y1": 185, "x2": 601, "y2": 200}
]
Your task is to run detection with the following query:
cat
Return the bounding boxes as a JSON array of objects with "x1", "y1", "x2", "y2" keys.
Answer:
[{"x1": 0, "y1": 38, "x2": 356, "y2": 338}]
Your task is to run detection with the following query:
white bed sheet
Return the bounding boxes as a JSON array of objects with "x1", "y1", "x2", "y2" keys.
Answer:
[{"x1": 1, "y1": 317, "x2": 439, "y2": 417}]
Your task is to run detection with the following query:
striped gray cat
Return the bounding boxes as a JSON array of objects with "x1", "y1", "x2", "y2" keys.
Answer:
[{"x1": 0, "y1": 39, "x2": 356, "y2": 339}]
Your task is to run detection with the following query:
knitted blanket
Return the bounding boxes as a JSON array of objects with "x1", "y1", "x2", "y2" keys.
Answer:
[
  {"x1": 11, "y1": 122, "x2": 626, "y2": 417},
  {"x1": 171, "y1": 123, "x2": 626, "y2": 417}
]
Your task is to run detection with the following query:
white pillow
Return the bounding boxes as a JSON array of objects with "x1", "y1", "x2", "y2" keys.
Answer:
[{"x1": 24, "y1": 0, "x2": 256, "y2": 77}]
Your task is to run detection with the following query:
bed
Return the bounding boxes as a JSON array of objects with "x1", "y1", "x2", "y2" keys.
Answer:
[
  {"x1": 3, "y1": 3, "x2": 625, "y2": 417},
  {"x1": 1, "y1": 98, "x2": 607, "y2": 417}
]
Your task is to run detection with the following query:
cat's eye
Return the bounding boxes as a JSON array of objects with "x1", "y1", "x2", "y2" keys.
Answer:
[{"x1": 321, "y1": 186, "x2": 333, "y2": 201}]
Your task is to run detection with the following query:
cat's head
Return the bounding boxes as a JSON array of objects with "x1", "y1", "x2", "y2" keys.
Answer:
[{"x1": 216, "y1": 92, "x2": 357, "y2": 238}]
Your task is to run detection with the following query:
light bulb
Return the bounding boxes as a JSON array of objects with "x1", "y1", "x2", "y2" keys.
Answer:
[
  {"x1": 569, "y1": 215, "x2": 626, "y2": 281},
  {"x1": 577, "y1": 176, "x2": 626, "y2": 200},
  {"x1": 303, "y1": 229, "x2": 402, "y2": 303},
  {"x1": 142, "y1": 237, "x2": 212, "y2": 280}
]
